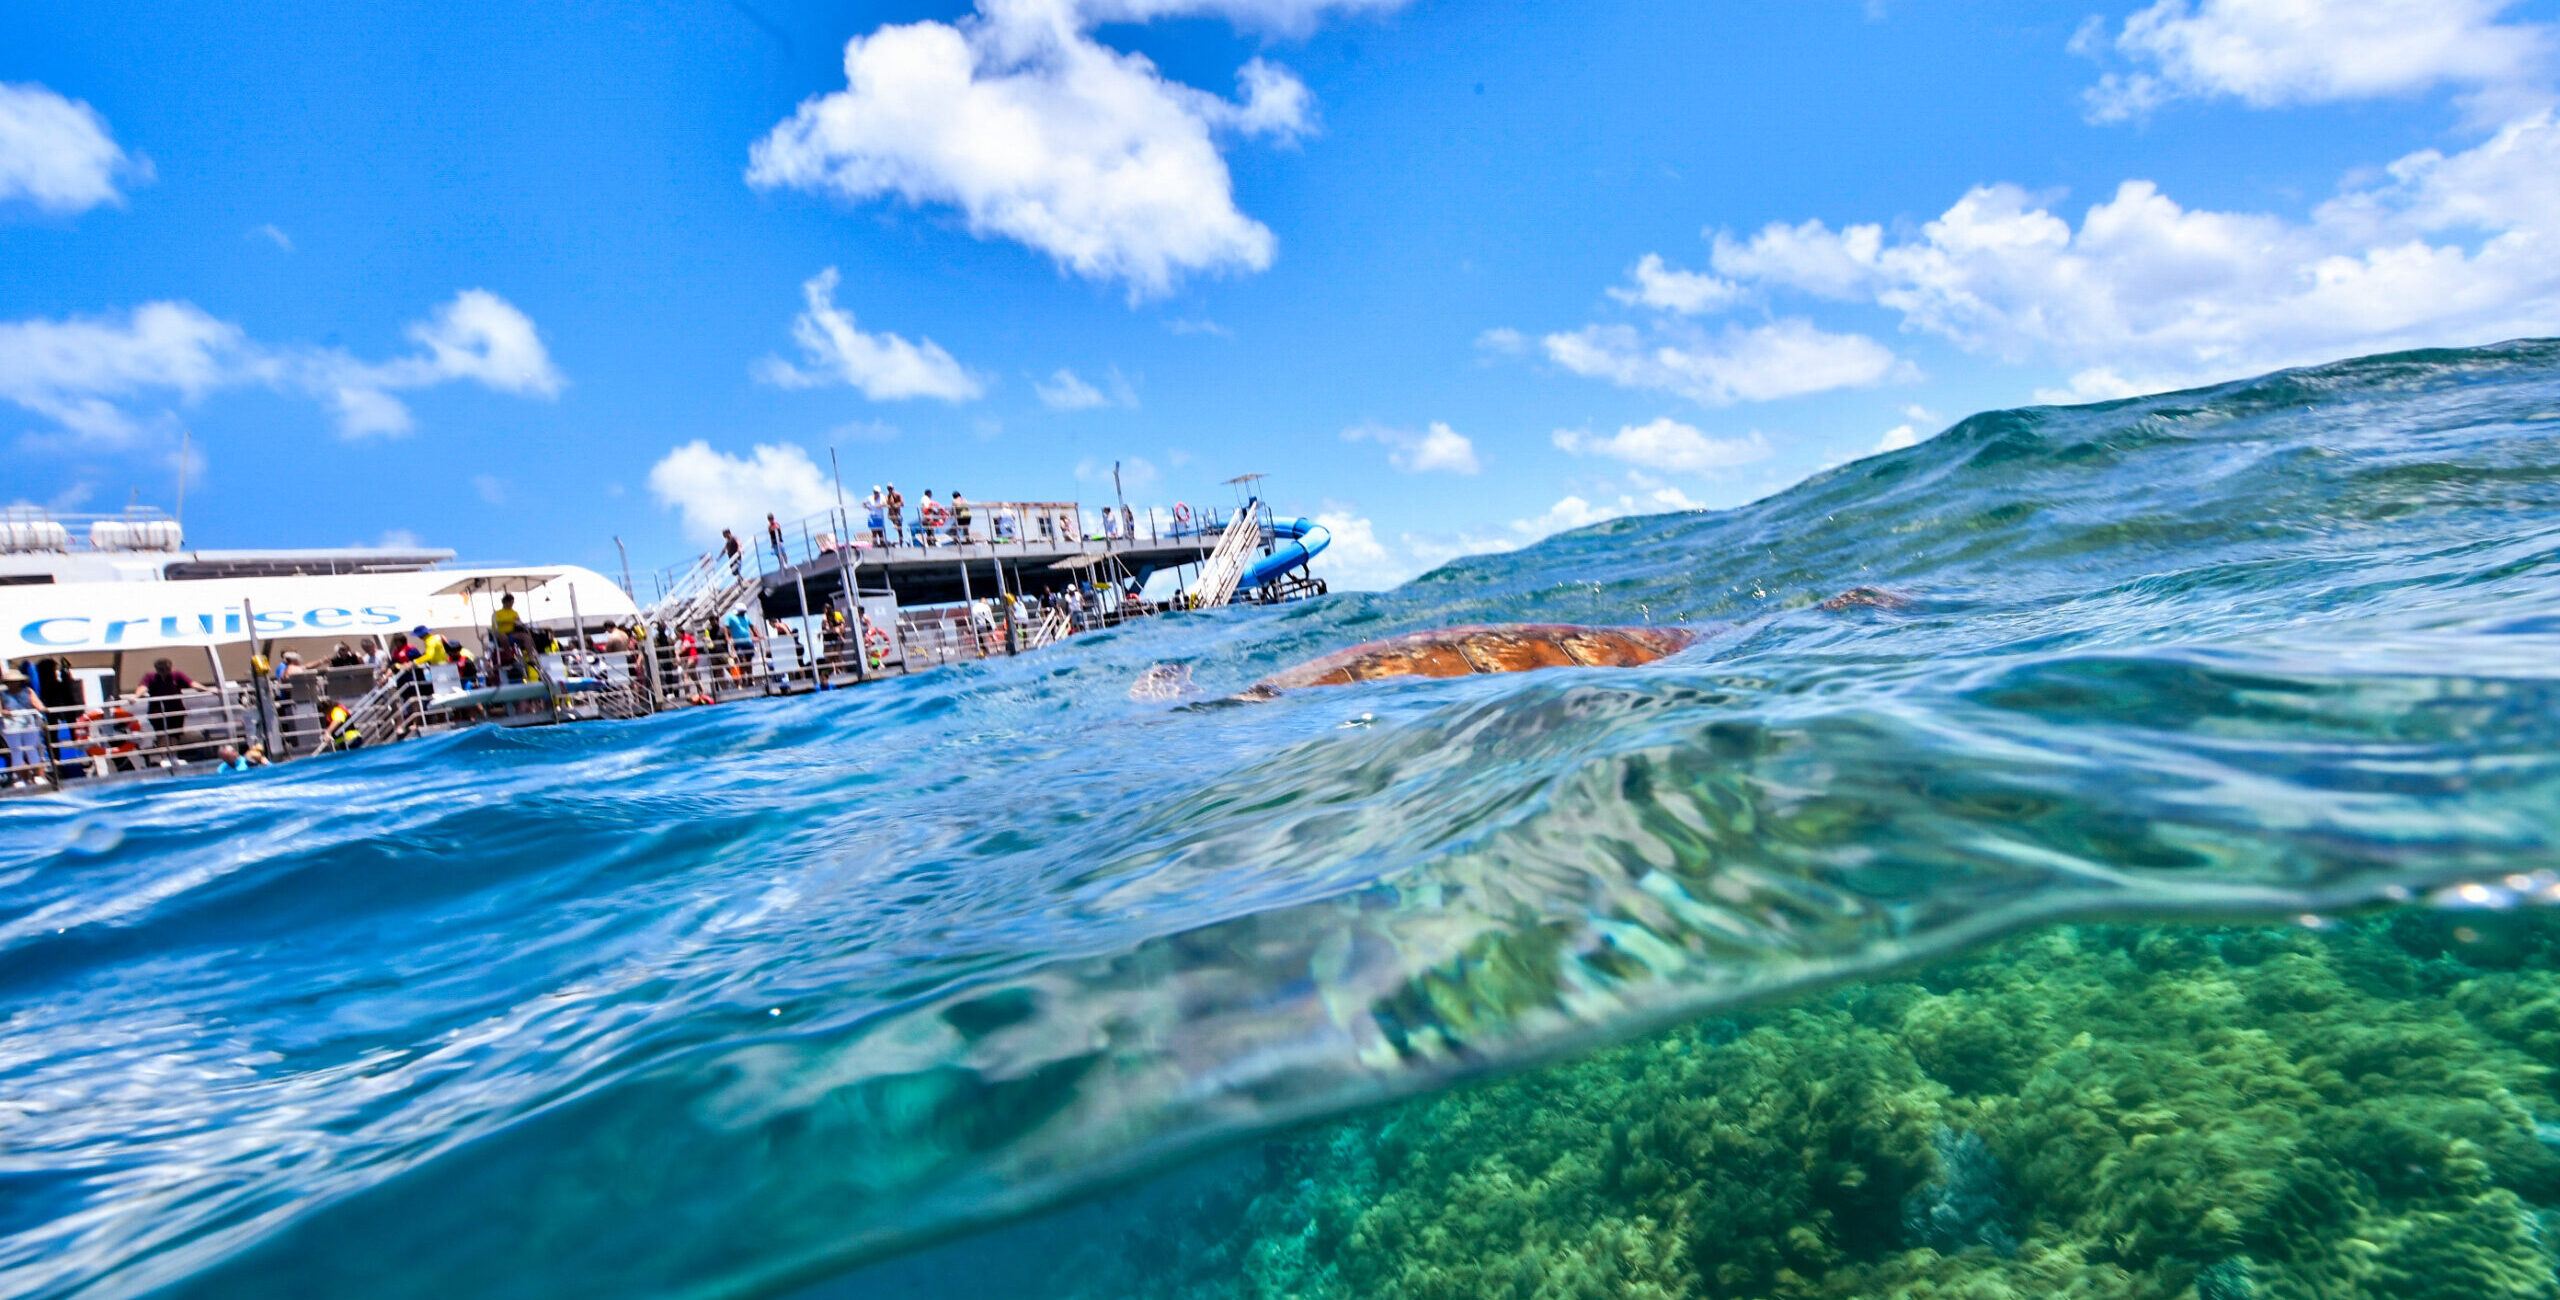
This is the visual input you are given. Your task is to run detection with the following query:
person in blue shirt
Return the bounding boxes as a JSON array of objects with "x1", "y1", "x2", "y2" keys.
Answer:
[{"x1": 720, "y1": 608, "x2": 757, "y2": 679}]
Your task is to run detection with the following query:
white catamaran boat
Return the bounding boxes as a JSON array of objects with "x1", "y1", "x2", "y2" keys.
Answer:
[{"x1": 0, "y1": 508, "x2": 642, "y2": 784}]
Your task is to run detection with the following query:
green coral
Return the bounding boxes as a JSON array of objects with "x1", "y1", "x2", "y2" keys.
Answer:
[{"x1": 1067, "y1": 909, "x2": 2560, "y2": 1300}]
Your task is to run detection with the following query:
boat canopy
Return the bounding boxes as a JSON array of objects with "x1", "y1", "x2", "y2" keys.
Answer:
[{"x1": 0, "y1": 566, "x2": 638, "y2": 661}]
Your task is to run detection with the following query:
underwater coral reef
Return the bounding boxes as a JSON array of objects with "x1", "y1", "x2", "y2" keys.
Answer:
[{"x1": 1051, "y1": 909, "x2": 2560, "y2": 1300}]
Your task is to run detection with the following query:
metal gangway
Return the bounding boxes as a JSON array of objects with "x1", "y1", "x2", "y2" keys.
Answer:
[
  {"x1": 646, "y1": 550, "x2": 760, "y2": 630},
  {"x1": 1186, "y1": 504, "x2": 1267, "y2": 609}
]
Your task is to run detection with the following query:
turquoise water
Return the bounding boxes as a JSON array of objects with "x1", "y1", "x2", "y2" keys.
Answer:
[{"x1": 6, "y1": 340, "x2": 2560, "y2": 1299}]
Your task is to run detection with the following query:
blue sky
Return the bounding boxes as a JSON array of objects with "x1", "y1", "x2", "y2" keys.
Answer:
[{"x1": 5, "y1": 0, "x2": 2558, "y2": 587}]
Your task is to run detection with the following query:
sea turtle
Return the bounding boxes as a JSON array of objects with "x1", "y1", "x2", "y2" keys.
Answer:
[{"x1": 1242, "y1": 623, "x2": 1699, "y2": 698}]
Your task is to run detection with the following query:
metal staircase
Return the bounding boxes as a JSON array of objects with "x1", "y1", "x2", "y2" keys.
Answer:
[
  {"x1": 648, "y1": 551, "x2": 760, "y2": 629},
  {"x1": 1188, "y1": 505, "x2": 1266, "y2": 609},
  {"x1": 1021, "y1": 605, "x2": 1074, "y2": 649}
]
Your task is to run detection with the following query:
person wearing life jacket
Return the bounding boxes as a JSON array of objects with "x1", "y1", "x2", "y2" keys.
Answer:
[{"x1": 320, "y1": 696, "x2": 361, "y2": 750}]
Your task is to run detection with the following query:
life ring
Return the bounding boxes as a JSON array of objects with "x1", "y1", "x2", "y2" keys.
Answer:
[
  {"x1": 865, "y1": 625, "x2": 890, "y2": 649},
  {"x1": 1172, "y1": 502, "x2": 1191, "y2": 529},
  {"x1": 76, "y1": 705, "x2": 139, "y2": 757}
]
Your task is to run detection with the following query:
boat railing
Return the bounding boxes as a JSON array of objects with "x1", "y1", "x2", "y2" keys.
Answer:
[{"x1": 3, "y1": 684, "x2": 263, "y2": 789}]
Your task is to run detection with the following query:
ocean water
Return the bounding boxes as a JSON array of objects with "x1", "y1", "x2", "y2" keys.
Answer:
[{"x1": 6, "y1": 340, "x2": 2560, "y2": 1299}]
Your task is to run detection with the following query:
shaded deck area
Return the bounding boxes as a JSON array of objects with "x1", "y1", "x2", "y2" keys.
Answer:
[{"x1": 755, "y1": 534, "x2": 1229, "y2": 617}]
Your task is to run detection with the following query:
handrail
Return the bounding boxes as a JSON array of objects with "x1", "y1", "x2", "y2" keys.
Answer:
[{"x1": 1188, "y1": 502, "x2": 1267, "y2": 609}]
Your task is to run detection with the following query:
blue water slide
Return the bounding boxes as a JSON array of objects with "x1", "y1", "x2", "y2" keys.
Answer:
[{"x1": 1244, "y1": 517, "x2": 1330, "y2": 588}]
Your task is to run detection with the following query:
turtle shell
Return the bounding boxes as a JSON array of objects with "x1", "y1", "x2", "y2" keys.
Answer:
[{"x1": 1253, "y1": 623, "x2": 1698, "y2": 692}]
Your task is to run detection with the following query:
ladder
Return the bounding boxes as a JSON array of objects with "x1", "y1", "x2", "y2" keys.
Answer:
[
  {"x1": 649, "y1": 552, "x2": 760, "y2": 630},
  {"x1": 1188, "y1": 506, "x2": 1265, "y2": 609},
  {"x1": 1021, "y1": 606, "x2": 1074, "y2": 650}
]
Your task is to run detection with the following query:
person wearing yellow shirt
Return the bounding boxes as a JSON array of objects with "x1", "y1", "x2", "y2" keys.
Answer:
[
  {"x1": 489, "y1": 593, "x2": 535, "y2": 671},
  {"x1": 411, "y1": 625, "x2": 451, "y2": 666}
]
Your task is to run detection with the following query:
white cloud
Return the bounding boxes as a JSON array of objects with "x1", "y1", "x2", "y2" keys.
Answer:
[
  {"x1": 1074, "y1": 454, "x2": 1160, "y2": 492},
  {"x1": 250, "y1": 223, "x2": 292, "y2": 252},
  {"x1": 1872, "y1": 424, "x2": 1920, "y2": 453},
  {"x1": 1474, "y1": 327, "x2": 1529, "y2": 355},
  {"x1": 1551, "y1": 417, "x2": 1768, "y2": 474},
  {"x1": 0, "y1": 289, "x2": 561, "y2": 442},
  {"x1": 1606, "y1": 253, "x2": 1747, "y2": 314},
  {"x1": 646, "y1": 441, "x2": 840, "y2": 543},
  {"x1": 1034, "y1": 365, "x2": 1136, "y2": 409},
  {"x1": 1344, "y1": 420, "x2": 1483, "y2": 474},
  {"x1": 1704, "y1": 113, "x2": 2560, "y2": 396},
  {"x1": 1036, "y1": 368, "x2": 1107, "y2": 409},
  {"x1": 754, "y1": 268, "x2": 982, "y2": 402},
  {"x1": 1307, "y1": 509, "x2": 1408, "y2": 589},
  {"x1": 1541, "y1": 317, "x2": 1908, "y2": 406},
  {"x1": 0, "y1": 82, "x2": 148, "y2": 215},
  {"x1": 2078, "y1": 0, "x2": 2556, "y2": 123},
  {"x1": 1166, "y1": 317, "x2": 1233, "y2": 338},
  {"x1": 395, "y1": 289, "x2": 565, "y2": 400},
  {"x1": 746, "y1": 0, "x2": 1345, "y2": 299},
  {"x1": 1510, "y1": 483, "x2": 1704, "y2": 537},
  {"x1": 1708, "y1": 220, "x2": 1885, "y2": 300},
  {"x1": 1313, "y1": 477, "x2": 1705, "y2": 591}
]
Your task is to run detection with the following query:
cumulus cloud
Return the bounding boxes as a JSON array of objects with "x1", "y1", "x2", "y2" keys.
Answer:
[
  {"x1": 1344, "y1": 420, "x2": 1482, "y2": 474},
  {"x1": 1606, "y1": 253, "x2": 1747, "y2": 314},
  {"x1": 1035, "y1": 365, "x2": 1137, "y2": 409},
  {"x1": 0, "y1": 82, "x2": 149, "y2": 215},
  {"x1": 1306, "y1": 509, "x2": 1409, "y2": 590},
  {"x1": 755, "y1": 268, "x2": 982, "y2": 402},
  {"x1": 1315, "y1": 480, "x2": 1704, "y2": 591},
  {"x1": 1541, "y1": 317, "x2": 1908, "y2": 406},
  {"x1": 1075, "y1": 453, "x2": 1160, "y2": 492},
  {"x1": 1551, "y1": 417, "x2": 1769, "y2": 474},
  {"x1": 746, "y1": 0, "x2": 1358, "y2": 298},
  {"x1": 1872, "y1": 424, "x2": 1920, "y2": 454},
  {"x1": 646, "y1": 441, "x2": 840, "y2": 543},
  {"x1": 0, "y1": 289, "x2": 561, "y2": 442},
  {"x1": 1035, "y1": 368, "x2": 1107, "y2": 409},
  {"x1": 2076, "y1": 0, "x2": 2556, "y2": 123},
  {"x1": 1702, "y1": 113, "x2": 2560, "y2": 396}
]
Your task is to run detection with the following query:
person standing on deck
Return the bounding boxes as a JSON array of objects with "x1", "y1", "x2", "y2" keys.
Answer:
[
  {"x1": 918, "y1": 492, "x2": 947, "y2": 546},
  {"x1": 885, "y1": 485, "x2": 905, "y2": 548},
  {"x1": 140, "y1": 658, "x2": 194, "y2": 759},
  {"x1": 2, "y1": 671, "x2": 45, "y2": 787},
  {"x1": 865, "y1": 487, "x2": 888, "y2": 547},
  {"x1": 951, "y1": 491, "x2": 971, "y2": 544},
  {"x1": 767, "y1": 513, "x2": 789, "y2": 567},
  {"x1": 1121, "y1": 504, "x2": 1135, "y2": 540},
  {"x1": 721, "y1": 529, "x2": 744, "y2": 577}
]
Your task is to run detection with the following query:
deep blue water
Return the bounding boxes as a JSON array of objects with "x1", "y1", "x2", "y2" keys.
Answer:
[{"x1": 5, "y1": 341, "x2": 2560, "y2": 1299}]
